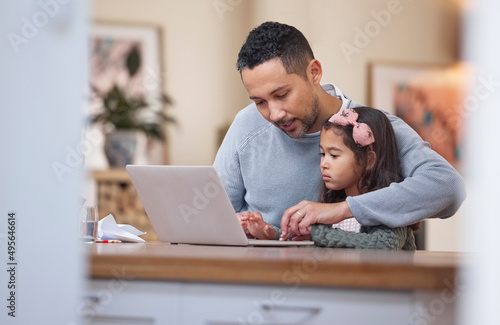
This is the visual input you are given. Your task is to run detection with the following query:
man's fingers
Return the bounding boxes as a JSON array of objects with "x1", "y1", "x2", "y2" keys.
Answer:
[
  {"x1": 288, "y1": 210, "x2": 306, "y2": 235},
  {"x1": 298, "y1": 220, "x2": 312, "y2": 236}
]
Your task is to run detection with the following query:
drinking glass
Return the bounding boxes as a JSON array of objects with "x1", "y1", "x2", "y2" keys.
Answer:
[{"x1": 80, "y1": 206, "x2": 98, "y2": 242}]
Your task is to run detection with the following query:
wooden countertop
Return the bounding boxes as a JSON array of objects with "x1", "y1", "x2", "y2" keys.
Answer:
[{"x1": 88, "y1": 242, "x2": 463, "y2": 292}]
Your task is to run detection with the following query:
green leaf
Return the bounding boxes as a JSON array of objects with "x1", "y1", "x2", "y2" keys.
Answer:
[
  {"x1": 126, "y1": 45, "x2": 141, "y2": 77},
  {"x1": 90, "y1": 81, "x2": 175, "y2": 142}
]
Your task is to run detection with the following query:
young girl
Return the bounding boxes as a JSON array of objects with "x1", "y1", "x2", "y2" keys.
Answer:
[{"x1": 243, "y1": 106, "x2": 417, "y2": 250}]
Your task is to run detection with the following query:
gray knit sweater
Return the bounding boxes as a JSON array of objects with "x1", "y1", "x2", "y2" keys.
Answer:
[
  {"x1": 310, "y1": 224, "x2": 416, "y2": 250},
  {"x1": 214, "y1": 83, "x2": 466, "y2": 229}
]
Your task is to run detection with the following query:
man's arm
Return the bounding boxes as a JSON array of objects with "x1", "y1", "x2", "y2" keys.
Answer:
[
  {"x1": 346, "y1": 114, "x2": 466, "y2": 227},
  {"x1": 213, "y1": 121, "x2": 246, "y2": 213}
]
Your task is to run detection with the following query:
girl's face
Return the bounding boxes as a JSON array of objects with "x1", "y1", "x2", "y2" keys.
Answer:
[{"x1": 319, "y1": 128, "x2": 362, "y2": 197}]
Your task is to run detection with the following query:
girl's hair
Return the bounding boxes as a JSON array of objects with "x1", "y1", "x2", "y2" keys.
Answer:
[
  {"x1": 319, "y1": 106, "x2": 420, "y2": 230},
  {"x1": 319, "y1": 106, "x2": 401, "y2": 202}
]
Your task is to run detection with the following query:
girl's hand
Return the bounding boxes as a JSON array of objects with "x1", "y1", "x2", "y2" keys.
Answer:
[
  {"x1": 280, "y1": 201, "x2": 353, "y2": 240},
  {"x1": 237, "y1": 211, "x2": 255, "y2": 238},
  {"x1": 238, "y1": 211, "x2": 277, "y2": 240}
]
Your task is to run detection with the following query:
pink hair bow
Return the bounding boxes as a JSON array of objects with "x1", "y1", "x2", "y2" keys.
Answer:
[{"x1": 328, "y1": 109, "x2": 375, "y2": 147}]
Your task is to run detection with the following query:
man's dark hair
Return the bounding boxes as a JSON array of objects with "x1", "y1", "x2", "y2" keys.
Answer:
[{"x1": 236, "y1": 21, "x2": 314, "y2": 79}]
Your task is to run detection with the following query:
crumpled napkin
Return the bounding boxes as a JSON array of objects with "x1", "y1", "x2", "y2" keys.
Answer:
[{"x1": 97, "y1": 214, "x2": 146, "y2": 243}]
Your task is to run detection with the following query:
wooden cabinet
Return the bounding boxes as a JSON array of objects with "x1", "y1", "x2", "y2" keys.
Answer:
[
  {"x1": 84, "y1": 280, "x2": 180, "y2": 324},
  {"x1": 84, "y1": 280, "x2": 455, "y2": 325},
  {"x1": 181, "y1": 283, "x2": 413, "y2": 325},
  {"x1": 92, "y1": 169, "x2": 158, "y2": 241},
  {"x1": 86, "y1": 243, "x2": 460, "y2": 324}
]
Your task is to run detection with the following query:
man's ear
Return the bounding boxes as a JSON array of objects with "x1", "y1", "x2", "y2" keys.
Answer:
[
  {"x1": 366, "y1": 150, "x2": 377, "y2": 171},
  {"x1": 308, "y1": 59, "x2": 323, "y2": 86}
]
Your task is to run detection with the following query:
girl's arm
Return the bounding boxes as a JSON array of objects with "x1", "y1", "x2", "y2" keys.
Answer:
[{"x1": 310, "y1": 224, "x2": 416, "y2": 250}]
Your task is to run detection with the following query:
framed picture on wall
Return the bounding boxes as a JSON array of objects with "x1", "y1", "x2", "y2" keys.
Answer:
[
  {"x1": 88, "y1": 22, "x2": 169, "y2": 167},
  {"x1": 368, "y1": 62, "x2": 468, "y2": 169}
]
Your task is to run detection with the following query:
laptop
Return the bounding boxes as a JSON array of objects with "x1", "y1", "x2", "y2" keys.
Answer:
[{"x1": 126, "y1": 165, "x2": 314, "y2": 247}]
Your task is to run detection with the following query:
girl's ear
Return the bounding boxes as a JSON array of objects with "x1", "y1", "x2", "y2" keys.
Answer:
[{"x1": 366, "y1": 150, "x2": 377, "y2": 171}]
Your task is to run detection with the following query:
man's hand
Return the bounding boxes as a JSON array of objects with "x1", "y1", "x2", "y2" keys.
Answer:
[
  {"x1": 237, "y1": 211, "x2": 277, "y2": 240},
  {"x1": 280, "y1": 200, "x2": 353, "y2": 240}
]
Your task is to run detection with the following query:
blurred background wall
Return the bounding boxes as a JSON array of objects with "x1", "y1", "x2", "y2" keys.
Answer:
[{"x1": 90, "y1": 0, "x2": 464, "y2": 251}]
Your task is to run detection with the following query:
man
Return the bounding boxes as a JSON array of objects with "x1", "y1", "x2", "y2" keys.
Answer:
[{"x1": 213, "y1": 21, "x2": 466, "y2": 240}]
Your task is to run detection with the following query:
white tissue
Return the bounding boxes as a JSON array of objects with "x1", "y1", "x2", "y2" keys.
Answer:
[{"x1": 97, "y1": 214, "x2": 146, "y2": 243}]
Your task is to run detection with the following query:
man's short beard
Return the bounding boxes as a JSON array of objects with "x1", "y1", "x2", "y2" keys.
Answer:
[{"x1": 279, "y1": 95, "x2": 320, "y2": 139}]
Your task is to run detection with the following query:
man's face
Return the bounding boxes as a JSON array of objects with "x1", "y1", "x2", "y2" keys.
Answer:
[{"x1": 241, "y1": 58, "x2": 320, "y2": 138}]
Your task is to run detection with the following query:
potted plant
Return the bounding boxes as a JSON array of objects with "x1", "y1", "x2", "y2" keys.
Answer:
[{"x1": 89, "y1": 45, "x2": 175, "y2": 167}]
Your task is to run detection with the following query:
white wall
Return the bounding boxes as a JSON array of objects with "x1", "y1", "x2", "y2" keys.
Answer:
[
  {"x1": 0, "y1": 0, "x2": 87, "y2": 323},
  {"x1": 92, "y1": 0, "x2": 460, "y2": 165},
  {"x1": 460, "y1": 0, "x2": 500, "y2": 323}
]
